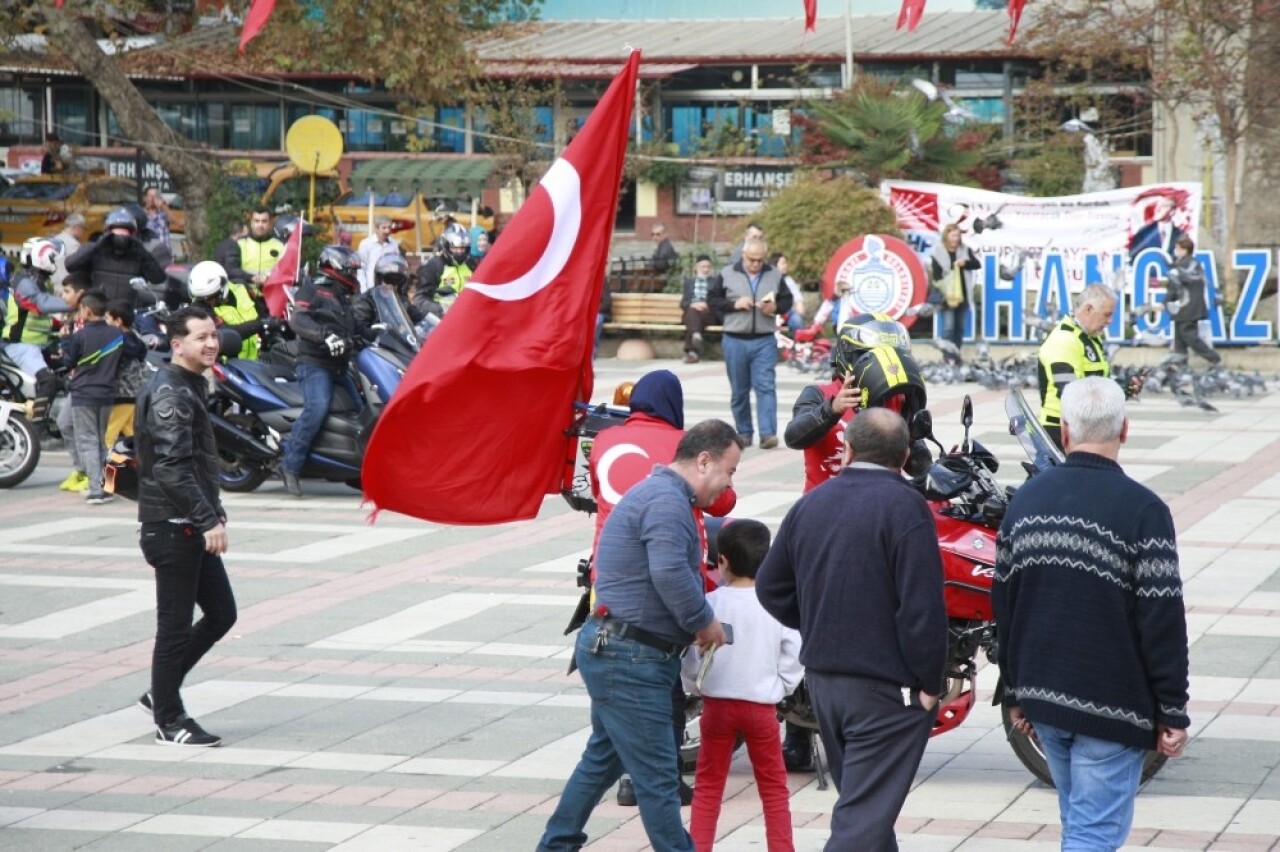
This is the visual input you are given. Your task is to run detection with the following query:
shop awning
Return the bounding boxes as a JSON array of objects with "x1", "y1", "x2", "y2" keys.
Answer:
[{"x1": 350, "y1": 158, "x2": 496, "y2": 198}]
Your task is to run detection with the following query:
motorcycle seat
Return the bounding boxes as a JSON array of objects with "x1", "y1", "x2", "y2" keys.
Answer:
[{"x1": 228, "y1": 358, "x2": 360, "y2": 413}]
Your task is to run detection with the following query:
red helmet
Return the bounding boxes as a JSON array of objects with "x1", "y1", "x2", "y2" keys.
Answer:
[{"x1": 317, "y1": 245, "x2": 362, "y2": 291}]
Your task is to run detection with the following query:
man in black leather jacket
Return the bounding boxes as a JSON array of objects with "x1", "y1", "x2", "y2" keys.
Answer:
[
  {"x1": 282, "y1": 246, "x2": 368, "y2": 496},
  {"x1": 64, "y1": 207, "x2": 166, "y2": 308},
  {"x1": 135, "y1": 304, "x2": 236, "y2": 748}
]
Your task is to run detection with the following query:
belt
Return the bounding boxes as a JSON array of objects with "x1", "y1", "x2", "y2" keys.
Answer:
[{"x1": 591, "y1": 616, "x2": 684, "y2": 655}]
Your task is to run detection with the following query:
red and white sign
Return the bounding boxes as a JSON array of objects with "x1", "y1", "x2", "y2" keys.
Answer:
[{"x1": 822, "y1": 234, "x2": 929, "y2": 328}]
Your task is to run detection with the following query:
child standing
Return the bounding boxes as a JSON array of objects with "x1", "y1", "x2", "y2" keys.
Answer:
[
  {"x1": 59, "y1": 291, "x2": 138, "y2": 505},
  {"x1": 104, "y1": 300, "x2": 150, "y2": 448},
  {"x1": 55, "y1": 273, "x2": 93, "y2": 492},
  {"x1": 682, "y1": 520, "x2": 803, "y2": 851}
]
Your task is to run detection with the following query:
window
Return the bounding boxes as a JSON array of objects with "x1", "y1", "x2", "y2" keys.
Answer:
[
  {"x1": 0, "y1": 86, "x2": 43, "y2": 146},
  {"x1": 84, "y1": 179, "x2": 138, "y2": 205},
  {"x1": 231, "y1": 104, "x2": 281, "y2": 150},
  {"x1": 0, "y1": 181, "x2": 76, "y2": 201},
  {"x1": 53, "y1": 88, "x2": 95, "y2": 146}
]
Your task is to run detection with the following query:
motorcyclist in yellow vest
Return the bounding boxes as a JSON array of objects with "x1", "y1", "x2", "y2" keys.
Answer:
[
  {"x1": 230, "y1": 206, "x2": 285, "y2": 298},
  {"x1": 415, "y1": 222, "x2": 475, "y2": 303},
  {"x1": 5, "y1": 237, "x2": 70, "y2": 348},
  {"x1": 1037, "y1": 284, "x2": 1116, "y2": 450},
  {"x1": 188, "y1": 260, "x2": 274, "y2": 360}
]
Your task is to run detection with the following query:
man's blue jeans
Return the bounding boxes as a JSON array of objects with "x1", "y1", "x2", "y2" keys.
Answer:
[
  {"x1": 1034, "y1": 721, "x2": 1146, "y2": 851},
  {"x1": 282, "y1": 362, "x2": 354, "y2": 475},
  {"x1": 537, "y1": 619, "x2": 692, "y2": 852},
  {"x1": 722, "y1": 334, "x2": 777, "y2": 440}
]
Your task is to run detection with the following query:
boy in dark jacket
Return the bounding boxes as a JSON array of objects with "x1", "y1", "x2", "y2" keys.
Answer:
[{"x1": 60, "y1": 291, "x2": 146, "y2": 504}]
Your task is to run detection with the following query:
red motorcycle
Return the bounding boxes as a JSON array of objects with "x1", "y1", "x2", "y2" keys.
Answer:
[{"x1": 784, "y1": 390, "x2": 1166, "y2": 788}]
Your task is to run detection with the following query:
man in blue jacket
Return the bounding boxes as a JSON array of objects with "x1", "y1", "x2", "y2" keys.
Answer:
[{"x1": 757, "y1": 408, "x2": 946, "y2": 851}]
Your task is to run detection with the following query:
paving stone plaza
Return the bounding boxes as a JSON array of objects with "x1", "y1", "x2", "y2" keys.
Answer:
[{"x1": 1, "y1": 356, "x2": 1278, "y2": 850}]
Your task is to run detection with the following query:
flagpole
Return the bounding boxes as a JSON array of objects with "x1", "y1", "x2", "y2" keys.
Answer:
[{"x1": 844, "y1": 0, "x2": 855, "y2": 89}]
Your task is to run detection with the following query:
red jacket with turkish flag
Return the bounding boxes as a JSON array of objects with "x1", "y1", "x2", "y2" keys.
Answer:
[{"x1": 589, "y1": 413, "x2": 684, "y2": 555}]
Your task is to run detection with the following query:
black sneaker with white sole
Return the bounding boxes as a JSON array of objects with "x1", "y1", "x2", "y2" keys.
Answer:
[
  {"x1": 137, "y1": 692, "x2": 152, "y2": 716},
  {"x1": 155, "y1": 718, "x2": 221, "y2": 747}
]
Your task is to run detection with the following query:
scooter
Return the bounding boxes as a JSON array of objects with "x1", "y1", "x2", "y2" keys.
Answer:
[{"x1": 209, "y1": 286, "x2": 421, "y2": 492}]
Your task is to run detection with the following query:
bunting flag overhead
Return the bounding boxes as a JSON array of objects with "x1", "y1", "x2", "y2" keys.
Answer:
[
  {"x1": 1008, "y1": 0, "x2": 1028, "y2": 43},
  {"x1": 361, "y1": 51, "x2": 641, "y2": 525},
  {"x1": 804, "y1": 0, "x2": 817, "y2": 31},
  {"x1": 896, "y1": 0, "x2": 928, "y2": 31},
  {"x1": 239, "y1": 0, "x2": 277, "y2": 54}
]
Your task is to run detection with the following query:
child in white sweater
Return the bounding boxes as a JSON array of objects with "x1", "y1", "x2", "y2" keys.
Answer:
[{"x1": 682, "y1": 520, "x2": 803, "y2": 851}]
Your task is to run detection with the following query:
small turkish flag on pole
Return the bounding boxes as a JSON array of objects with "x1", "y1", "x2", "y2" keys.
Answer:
[
  {"x1": 804, "y1": 0, "x2": 817, "y2": 31},
  {"x1": 1007, "y1": 0, "x2": 1027, "y2": 43},
  {"x1": 239, "y1": 0, "x2": 277, "y2": 54},
  {"x1": 262, "y1": 217, "x2": 302, "y2": 318},
  {"x1": 896, "y1": 0, "x2": 928, "y2": 31},
  {"x1": 362, "y1": 51, "x2": 642, "y2": 525}
]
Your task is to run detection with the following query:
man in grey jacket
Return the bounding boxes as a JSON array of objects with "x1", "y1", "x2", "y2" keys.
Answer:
[{"x1": 708, "y1": 239, "x2": 791, "y2": 449}]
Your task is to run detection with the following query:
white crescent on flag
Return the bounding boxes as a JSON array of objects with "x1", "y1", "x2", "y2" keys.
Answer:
[
  {"x1": 466, "y1": 159, "x2": 582, "y2": 302},
  {"x1": 596, "y1": 442, "x2": 651, "y2": 506}
]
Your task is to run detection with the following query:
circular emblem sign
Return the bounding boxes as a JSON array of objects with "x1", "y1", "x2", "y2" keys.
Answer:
[{"x1": 822, "y1": 234, "x2": 928, "y2": 328}]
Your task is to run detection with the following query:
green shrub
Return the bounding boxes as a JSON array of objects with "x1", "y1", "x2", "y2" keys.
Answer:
[{"x1": 757, "y1": 173, "x2": 902, "y2": 285}]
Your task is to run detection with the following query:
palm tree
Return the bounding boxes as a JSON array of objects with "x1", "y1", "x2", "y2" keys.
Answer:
[{"x1": 801, "y1": 79, "x2": 984, "y2": 185}]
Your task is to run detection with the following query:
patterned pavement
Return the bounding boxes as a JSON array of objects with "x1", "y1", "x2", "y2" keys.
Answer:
[{"x1": 0, "y1": 354, "x2": 1278, "y2": 851}]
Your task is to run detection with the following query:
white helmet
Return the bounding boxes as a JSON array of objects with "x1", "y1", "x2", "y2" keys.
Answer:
[
  {"x1": 188, "y1": 260, "x2": 229, "y2": 301},
  {"x1": 21, "y1": 237, "x2": 64, "y2": 274}
]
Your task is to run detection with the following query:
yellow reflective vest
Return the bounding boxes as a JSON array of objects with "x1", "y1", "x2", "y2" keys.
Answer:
[
  {"x1": 236, "y1": 236, "x2": 286, "y2": 279},
  {"x1": 214, "y1": 282, "x2": 261, "y2": 360},
  {"x1": 1037, "y1": 316, "x2": 1110, "y2": 426}
]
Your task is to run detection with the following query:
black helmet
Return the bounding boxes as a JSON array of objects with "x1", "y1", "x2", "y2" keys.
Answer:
[
  {"x1": 849, "y1": 344, "x2": 928, "y2": 424},
  {"x1": 317, "y1": 245, "x2": 362, "y2": 291},
  {"x1": 273, "y1": 214, "x2": 314, "y2": 242},
  {"x1": 832, "y1": 313, "x2": 911, "y2": 378},
  {"x1": 374, "y1": 254, "x2": 410, "y2": 291},
  {"x1": 104, "y1": 207, "x2": 137, "y2": 233}
]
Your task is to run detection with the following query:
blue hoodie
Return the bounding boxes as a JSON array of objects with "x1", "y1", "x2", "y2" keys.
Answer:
[{"x1": 628, "y1": 369, "x2": 684, "y2": 429}]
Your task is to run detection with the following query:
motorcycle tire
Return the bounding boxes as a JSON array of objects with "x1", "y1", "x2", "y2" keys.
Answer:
[
  {"x1": 218, "y1": 449, "x2": 271, "y2": 493},
  {"x1": 0, "y1": 411, "x2": 40, "y2": 488},
  {"x1": 1000, "y1": 700, "x2": 1168, "y2": 787}
]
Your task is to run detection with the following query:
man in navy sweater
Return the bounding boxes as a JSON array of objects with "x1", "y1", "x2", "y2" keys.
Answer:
[
  {"x1": 757, "y1": 407, "x2": 947, "y2": 851},
  {"x1": 993, "y1": 377, "x2": 1189, "y2": 851}
]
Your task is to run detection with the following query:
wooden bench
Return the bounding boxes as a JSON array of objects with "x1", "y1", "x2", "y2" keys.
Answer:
[{"x1": 603, "y1": 293, "x2": 723, "y2": 335}]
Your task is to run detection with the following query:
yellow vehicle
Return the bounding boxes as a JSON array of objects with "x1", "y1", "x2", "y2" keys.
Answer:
[
  {"x1": 325, "y1": 159, "x2": 495, "y2": 254},
  {"x1": 0, "y1": 172, "x2": 187, "y2": 252}
]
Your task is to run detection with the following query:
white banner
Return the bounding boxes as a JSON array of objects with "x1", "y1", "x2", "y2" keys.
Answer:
[{"x1": 881, "y1": 179, "x2": 1204, "y2": 293}]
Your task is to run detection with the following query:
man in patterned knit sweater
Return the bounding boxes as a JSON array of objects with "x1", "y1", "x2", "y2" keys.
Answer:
[{"x1": 993, "y1": 377, "x2": 1190, "y2": 851}]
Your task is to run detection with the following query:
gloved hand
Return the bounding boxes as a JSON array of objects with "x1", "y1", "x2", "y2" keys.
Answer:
[
  {"x1": 262, "y1": 316, "x2": 286, "y2": 336},
  {"x1": 324, "y1": 333, "x2": 348, "y2": 357}
]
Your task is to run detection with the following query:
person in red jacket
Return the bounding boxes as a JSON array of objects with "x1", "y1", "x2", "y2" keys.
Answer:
[
  {"x1": 780, "y1": 313, "x2": 915, "y2": 770},
  {"x1": 586, "y1": 369, "x2": 735, "y2": 807}
]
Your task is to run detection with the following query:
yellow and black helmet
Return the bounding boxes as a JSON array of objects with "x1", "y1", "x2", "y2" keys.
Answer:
[
  {"x1": 850, "y1": 344, "x2": 928, "y2": 424},
  {"x1": 832, "y1": 313, "x2": 911, "y2": 378}
]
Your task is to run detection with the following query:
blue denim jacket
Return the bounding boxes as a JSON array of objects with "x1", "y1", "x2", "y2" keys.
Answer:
[{"x1": 593, "y1": 465, "x2": 713, "y2": 645}]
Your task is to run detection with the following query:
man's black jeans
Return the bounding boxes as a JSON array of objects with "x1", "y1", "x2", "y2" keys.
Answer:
[{"x1": 141, "y1": 522, "x2": 237, "y2": 728}]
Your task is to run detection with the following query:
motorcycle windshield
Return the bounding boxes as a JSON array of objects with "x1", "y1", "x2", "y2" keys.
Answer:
[
  {"x1": 371, "y1": 285, "x2": 419, "y2": 353},
  {"x1": 1005, "y1": 388, "x2": 1064, "y2": 473}
]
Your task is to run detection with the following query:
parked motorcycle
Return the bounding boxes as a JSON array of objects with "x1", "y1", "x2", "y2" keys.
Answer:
[
  {"x1": 210, "y1": 285, "x2": 421, "y2": 492},
  {"x1": 0, "y1": 397, "x2": 39, "y2": 488}
]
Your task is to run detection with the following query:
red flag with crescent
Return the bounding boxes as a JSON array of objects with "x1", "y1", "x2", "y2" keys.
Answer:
[
  {"x1": 804, "y1": 0, "x2": 817, "y2": 31},
  {"x1": 262, "y1": 216, "x2": 303, "y2": 319},
  {"x1": 896, "y1": 0, "x2": 927, "y2": 31},
  {"x1": 362, "y1": 51, "x2": 641, "y2": 525},
  {"x1": 239, "y1": 0, "x2": 278, "y2": 54}
]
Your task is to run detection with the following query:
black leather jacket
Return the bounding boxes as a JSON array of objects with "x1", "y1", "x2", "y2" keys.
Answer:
[
  {"x1": 64, "y1": 236, "x2": 166, "y2": 307},
  {"x1": 136, "y1": 363, "x2": 224, "y2": 532},
  {"x1": 290, "y1": 276, "x2": 361, "y2": 368}
]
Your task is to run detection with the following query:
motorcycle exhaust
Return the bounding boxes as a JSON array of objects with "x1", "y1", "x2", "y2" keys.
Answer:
[{"x1": 209, "y1": 413, "x2": 279, "y2": 462}]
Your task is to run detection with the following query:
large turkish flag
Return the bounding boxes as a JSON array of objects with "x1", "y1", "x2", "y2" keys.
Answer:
[{"x1": 362, "y1": 51, "x2": 641, "y2": 524}]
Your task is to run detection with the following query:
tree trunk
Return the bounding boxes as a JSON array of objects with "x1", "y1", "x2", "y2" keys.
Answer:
[
  {"x1": 1237, "y1": 0, "x2": 1280, "y2": 261},
  {"x1": 44, "y1": 8, "x2": 215, "y2": 254}
]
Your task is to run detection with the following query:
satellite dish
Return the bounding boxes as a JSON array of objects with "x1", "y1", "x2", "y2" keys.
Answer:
[{"x1": 285, "y1": 116, "x2": 343, "y2": 174}]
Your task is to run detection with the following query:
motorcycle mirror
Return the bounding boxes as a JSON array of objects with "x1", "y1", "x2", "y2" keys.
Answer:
[
  {"x1": 961, "y1": 396, "x2": 973, "y2": 429},
  {"x1": 217, "y1": 328, "x2": 243, "y2": 359},
  {"x1": 434, "y1": 286, "x2": 456, "y2": 298},
  {"x1": 909, "y1": 409, "x2": 933, "y2": 443}
]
